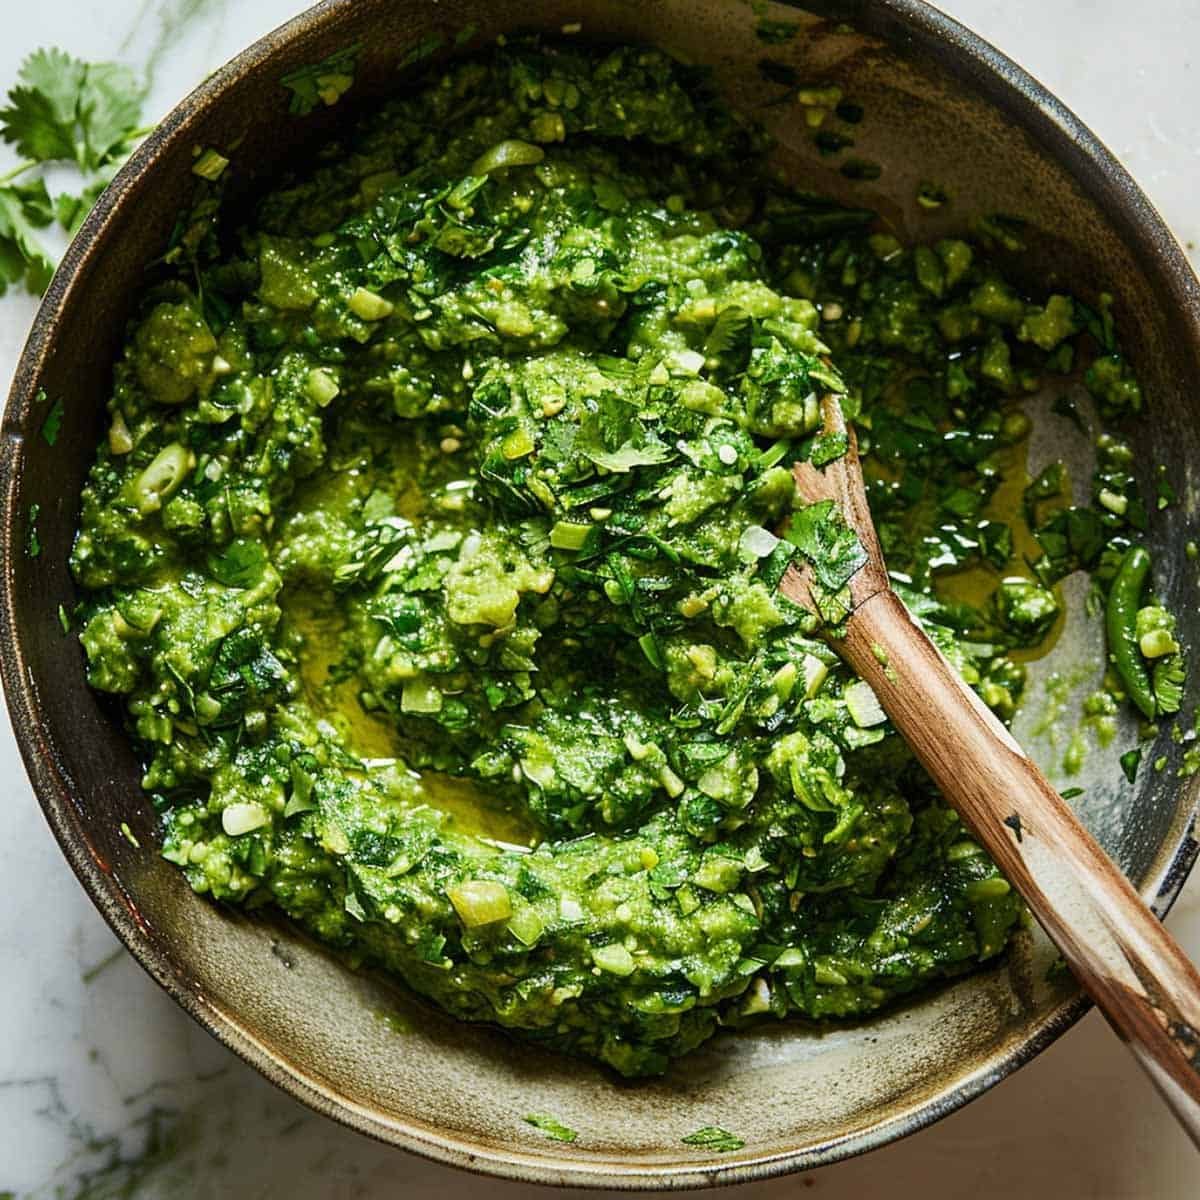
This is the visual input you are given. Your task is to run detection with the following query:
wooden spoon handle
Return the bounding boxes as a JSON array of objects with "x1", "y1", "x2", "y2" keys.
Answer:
[{"x1": 841, "y1": 587, "x2": 1200, "y2": 1144}]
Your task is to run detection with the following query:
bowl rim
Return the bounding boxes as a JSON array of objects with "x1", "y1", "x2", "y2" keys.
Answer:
[{"x1": 2, "y1": 0, "x2": 1199, "y2": 1187}]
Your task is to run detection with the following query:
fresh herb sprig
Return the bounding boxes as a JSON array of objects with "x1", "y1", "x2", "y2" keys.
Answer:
[{"x1": 0, "y1": 47, "x2": 151, "y2": 295}]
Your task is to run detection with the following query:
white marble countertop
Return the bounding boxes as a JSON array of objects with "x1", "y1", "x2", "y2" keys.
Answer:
[{"x1": 1, "y1": 1, "x2": 1198, "y2": 1195}]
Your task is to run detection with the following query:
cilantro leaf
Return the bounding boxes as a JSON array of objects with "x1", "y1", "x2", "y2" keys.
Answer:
[
  {"x1": 76, "y1": 62, "x2": 144, "y2": 170},
  {"x1": 810, "y1": 430, "x2": 849, "y2": 467},
  {"x1": 26, "y1": 503, "x2": 41, "y2": 558},
  {"x1": 0, "y1": 47, "x2": 148, "y2": 293},
  {"x1": 583, "y1": 440, "x2": 674, "y2": 473},
  {"x1": 54, "y1": 176, "x2": 109, "y2": 236},
  {"x1": 681, "y1": 1126, "x2": 744, "y2": 1152},
  {"x1": 0, "y1": 49, "x2": 144, "y2": 172},
  {"x1": 703, "y1": 304, "x2": 752, "y2": 374},
  {"x1": 206, "y1": 538, "x2": 268, "y2": 589},
  {"x1": 10, "y1": 176, "x2": 53, "y2": 226},
  {"x1": 0, "y1": 180, "x2": 55, "y2": 294},
  {"x1": 523, "y1": 1113, "x2": 578, "y2": 1143},
  {"x1": 785, "y1": 500, "x2": 868, "y2": 591},
  {"x1": 0, "y1": 48, "x2": 85, "y2": 162}
]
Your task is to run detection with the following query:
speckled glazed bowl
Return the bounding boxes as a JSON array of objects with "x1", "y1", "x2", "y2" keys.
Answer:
[{"x1": 3, "y1": 0, "x2": 1199, "y2": 1187}]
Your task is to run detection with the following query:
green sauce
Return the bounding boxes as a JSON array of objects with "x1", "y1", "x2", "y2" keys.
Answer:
[{"x1": 70, "y1": 40, "x2": 1177, "y2": 1077}]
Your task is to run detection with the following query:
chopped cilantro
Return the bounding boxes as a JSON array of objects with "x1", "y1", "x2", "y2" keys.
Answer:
[
  {"x1": 681, "y1": 1126, "x2": 745, "y2": 1152},
  {"x1": 1119, "y1": 748, "x2": 1142, "y2": 784},
  {"x1": 280, "y1": 41, "x2": 361, "y2": 115},
  {"x1": 26, "y1": 502, "x2": 41, "y2": 557},
  {"x1": 523, "y1": 1113, "x2": 578, "y2": 1143},
  {"x1": 40, "y1": 391, "x2": 63, "y2": 445}
]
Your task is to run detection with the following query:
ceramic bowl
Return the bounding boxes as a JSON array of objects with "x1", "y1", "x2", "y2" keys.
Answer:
[{"x1": 3, "y1": 0, "x2": 1198, "y2": 1187}]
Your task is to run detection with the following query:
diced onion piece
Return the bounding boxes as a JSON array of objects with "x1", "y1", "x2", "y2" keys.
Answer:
[
  {"x1": 592, "y1": 943, "x2": 636, "y2": 976},
  {"x1": 844, "y1": 679, "x2": 886, "y2": 727},
  {"x1": 801, "y1": 653, "x2": 828, "y2": 699},
  {"x1": 447, "y1": 880, "x2": 512, "y2": 928},
  {"x1": 108, "y1": 412, "x2": 134, "y2": 455},
  {"x1": 771, "y1": 661, "x2": 798, "y2": 700},
  {"x1": 549, "y1": 520, "x2": 591, "y2": 551},
  {"x1": 668, "y1": 349, "x2": 706, "y2": 376},
  {"x1": 623, "y1": 732, "x2": 650, "y2": 761},
  {"x1": 507, "y1": 905, "x2": 544, "y2": 946},
  {"x1": 222, "y1": 802, "x2": 270, "y2": 837},
  {"x1": 659, "y1": 765, "x2": 685, "y2": 798},
  {"x1": 306, "y1": 367, "x2": 340, "y2": 407},
  {"x1": 738, "y1": 524, "x2": 779, "y2": 561},
  {"x1": 1140, "y1": 629, "x2": 1178, "y2": 659},
  {"x1": 133, "y1": 442, "x2": 194, "y2": 514}
]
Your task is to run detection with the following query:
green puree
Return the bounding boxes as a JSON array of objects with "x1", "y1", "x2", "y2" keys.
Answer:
[{"x1": 71, "y1": 42, "x2": 1179, "y2": 1077}]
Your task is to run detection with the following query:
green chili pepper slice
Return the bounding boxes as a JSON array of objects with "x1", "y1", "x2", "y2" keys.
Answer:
[{"x1": 1106, "y1": 544, "x2": 1156, "y2": 720}]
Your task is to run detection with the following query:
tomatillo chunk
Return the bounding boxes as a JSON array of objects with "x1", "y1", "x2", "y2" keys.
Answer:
[{"x1": 447, "y1": 880, "x2": 512, "y2": 928}]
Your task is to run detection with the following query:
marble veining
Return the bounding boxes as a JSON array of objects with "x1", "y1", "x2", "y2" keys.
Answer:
[{"x1": 1, "y1": 2, "x2": 1198, "y2": 1196}]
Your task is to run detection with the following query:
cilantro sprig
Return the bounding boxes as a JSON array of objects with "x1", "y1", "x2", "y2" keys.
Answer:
[{"x1": 0, "y1": 47, "x2": 150, "y2": 295}]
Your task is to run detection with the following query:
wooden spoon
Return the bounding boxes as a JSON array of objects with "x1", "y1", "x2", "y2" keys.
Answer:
[{"x1": 781, "y1": 394, "x2": 1200, "y2": 1145}]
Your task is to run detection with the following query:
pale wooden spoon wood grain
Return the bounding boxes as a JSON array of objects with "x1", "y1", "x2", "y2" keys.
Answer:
[{"x1": 781, "y1": 394, "x2": 1200, "y2": 1146}]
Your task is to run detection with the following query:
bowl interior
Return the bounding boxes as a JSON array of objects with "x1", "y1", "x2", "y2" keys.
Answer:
[{"x1": 3, "y1": 0, "x2": 1199, "y2": 1187}]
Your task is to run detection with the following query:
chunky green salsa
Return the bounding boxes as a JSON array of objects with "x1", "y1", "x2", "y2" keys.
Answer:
[{"x1": 71, "y1": 41, "x2": 1182, "y2": 1077}]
